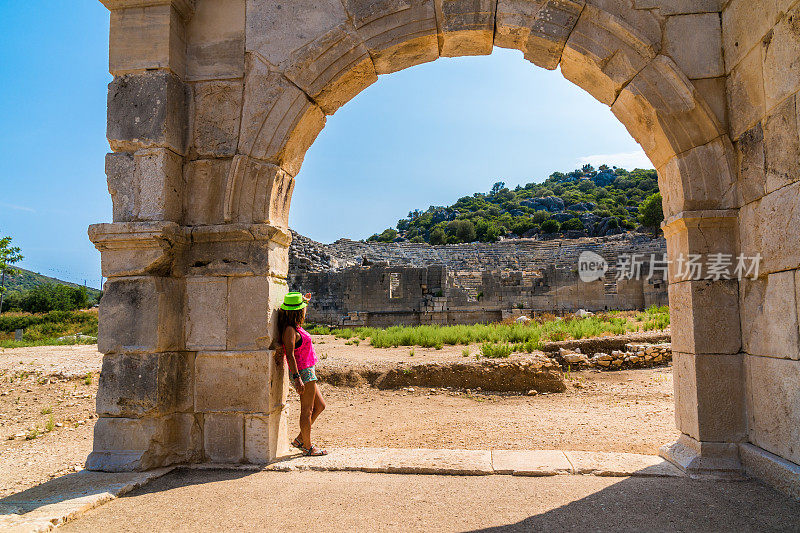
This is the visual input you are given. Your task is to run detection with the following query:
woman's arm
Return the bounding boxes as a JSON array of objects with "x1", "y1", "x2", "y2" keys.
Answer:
[{"x1": 282, "y1": 327, "x2": 305, "y2": 393}]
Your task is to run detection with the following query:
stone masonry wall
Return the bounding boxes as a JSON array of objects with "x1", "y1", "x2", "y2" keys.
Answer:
[{"x1": 289, "y1": 231, "x2": 669, "y2": 326}]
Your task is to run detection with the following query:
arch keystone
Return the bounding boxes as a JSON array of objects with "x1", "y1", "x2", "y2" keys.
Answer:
[{"x1": 434, "y1": 0, "x2": 497, "y2": 56}]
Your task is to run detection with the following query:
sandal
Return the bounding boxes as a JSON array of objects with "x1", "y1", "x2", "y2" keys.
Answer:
[
  {"x1": 303, "y1": 444, "x2": 328, "y2": 456},
  {"x1": 291, "y1": 437, "x2": 305, "y2": 450}
]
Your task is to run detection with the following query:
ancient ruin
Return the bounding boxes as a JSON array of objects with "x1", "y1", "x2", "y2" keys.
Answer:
[
  {"x1": 290, "y1": 231, "x2": 669, "y2": 326},
  {"x1": 90, "y1": 0, "x2": 800, "y2": 496}
]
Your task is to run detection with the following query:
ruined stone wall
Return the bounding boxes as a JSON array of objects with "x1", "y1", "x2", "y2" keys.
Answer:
[{"x1": 289, "y1": 231, "x2": 669, "y2": 326}]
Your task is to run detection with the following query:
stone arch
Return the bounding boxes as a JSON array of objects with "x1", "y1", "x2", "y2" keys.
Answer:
[{"x1": 91, "y1": 0, "x2": 800, "y2": 495}]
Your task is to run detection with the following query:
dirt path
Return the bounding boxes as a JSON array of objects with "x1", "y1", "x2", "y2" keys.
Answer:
[
  {"x1": 0, "y1": 343, "x2": 677, "y2": 499},
  {"x1": 288, "y1": 367, "x2": 676, "y2": 453}
]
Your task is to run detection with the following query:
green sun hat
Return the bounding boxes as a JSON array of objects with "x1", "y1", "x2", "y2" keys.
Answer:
[{"x1": 280, "y1": 292, "x2": 307, "y2": 311}]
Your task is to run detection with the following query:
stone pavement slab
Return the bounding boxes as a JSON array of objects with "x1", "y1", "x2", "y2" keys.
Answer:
[
  {"x1": 0, "y1": 468, "x2": 174, "y2": 533},
  {"x1": 264, "y1": 447, "x2": 495, "y2": 475},
  {"x1": 491, "y1": 450, "x2": 573, "y2": 476},
  {"x1": 563, "y1": 450, "x2": 684, "y2": 477}
]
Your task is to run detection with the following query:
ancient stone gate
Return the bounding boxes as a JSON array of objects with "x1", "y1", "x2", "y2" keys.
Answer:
[{"x1": 90, "y1": 0, "x2": 800, "y2": 492}]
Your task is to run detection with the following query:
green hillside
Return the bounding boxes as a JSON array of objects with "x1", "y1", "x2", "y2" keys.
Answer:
[
  {"x1": 2, "y1": 267, "x2": 102, "y2": 302},
  {"x1": 367, "y1": 164, "x2": 662, "y2": 244}
]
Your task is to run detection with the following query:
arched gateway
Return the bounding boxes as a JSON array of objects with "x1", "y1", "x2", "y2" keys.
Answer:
[{"x1": 89, "y1": 0, "x2": 800, "y2": 492}]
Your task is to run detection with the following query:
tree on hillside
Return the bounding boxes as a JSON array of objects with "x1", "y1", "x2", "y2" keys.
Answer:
[
  {"x1": 639, "y1": 192, "x2": 664, "y2": 232},
  {"x1": 0, "y1": 235, "x2": 23, "y2": 313}
]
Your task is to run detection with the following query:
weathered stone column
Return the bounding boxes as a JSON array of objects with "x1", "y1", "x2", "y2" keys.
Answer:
[
  {"x1": 88, "y1": 222, "x2": 199, "y2": 470},
  {"x1": 660, "y1": 211, "x2": 746, "y2": 478},
  {"x1": 89, "y1": 0, "x2": 197, "y2": 471},
  {"x1": 181, "y1": 224, "x2": 290, "y2": 464}
]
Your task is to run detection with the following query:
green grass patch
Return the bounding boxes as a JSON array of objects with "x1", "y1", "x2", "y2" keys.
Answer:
[{"x1": 0, "y1": 310, "x2": 98, "y2": 346}]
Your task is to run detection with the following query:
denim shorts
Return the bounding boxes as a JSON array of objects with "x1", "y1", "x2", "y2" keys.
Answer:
[{"x1": 299, "y1": 366, "x2": 317, "y2": 384}]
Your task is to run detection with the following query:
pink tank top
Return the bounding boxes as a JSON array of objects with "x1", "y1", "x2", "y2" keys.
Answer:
[{"x1": 290, "y1": 326, "x2": 317, "y2": 371}]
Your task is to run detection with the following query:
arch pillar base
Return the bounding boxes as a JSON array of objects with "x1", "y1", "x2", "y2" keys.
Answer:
[{"x1": 660, "y1": 434, "x2": 744, "y2": 481}]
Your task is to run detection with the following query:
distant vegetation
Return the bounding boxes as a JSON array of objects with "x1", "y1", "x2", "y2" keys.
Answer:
[
  {"x1": 367, "y1": 164, "x2": 663, "y2": 244},
  {"x1": 1, "y1": 283, "x2": 98, "y2": 314},
  {"x1": 0, "y1": 269, "x2": 102, "y2": 313},
  {"x1": 0, "y1": 309, "x2": 98, "y2": 348},
  {"x1": 307, "y1": 306, "x2": 670, "y2": 354}
]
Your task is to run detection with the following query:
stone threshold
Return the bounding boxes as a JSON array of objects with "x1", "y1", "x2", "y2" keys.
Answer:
[
  {"x1": 190, "y1": 448, "x2": 686, "y2": 478},
  {"x1": 0, "y1": 468, "x2": 175, "y2": 533}
]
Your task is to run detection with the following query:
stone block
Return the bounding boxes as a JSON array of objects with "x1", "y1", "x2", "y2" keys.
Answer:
[
  {"x1": 107, "y1": 71, "x2": 188, "y2": 155},
  {"x1": 745, "y1": 354, "x2": 800, "y2": 464},
  {"x1": 283, "y1": 26, "x2": 378, "y2": 115},
  {"x1": 739, "y1": 180, "x2": 800, "y2": 274},
  {"x1": 106, "y1": 152, "x2": 136, "y2": 222},
  {"x1": 634, "y1": 0, "x2": 720, "y2": 15},
  {"x1": 659, "y1": 433, "x2": 742, "y2": 479},
  {"x1": 740, "y1": 442, "x2": 800, "y2": 500},
  {"x1": 227, "y1": 276, "x2": 285, "y2": 351},
  {"x1": 245, "y1": 0, "x2": 350, "y2": 66},
  {"x1": 664, "y1": 13, "x2": 723, "y2": 79},
  {"x1": 185, "y1": 277, "x2": 227, "y2": 351},
  {"x1": 657, "y1": 138, "x2": 737, "y2": 218},
  {"x1": 224, "y1": 156, "x2": 295, "y2": 226},
  {"x1": 492, "y1": 449, "x2": 573, "y2": 475},
  {"x1": 561, "y1": 5, "x2": 657, "y2": 106},
  {"x1": 244, "y1": 414, "x2": 271, "y2": 463},
  {"x1": 762, "y1": 4, "x2": 800, "y2": 110},
  {"x1": 343, "y1": 0, "x2": 439, "y2": 74},
  {"x1": 726, "y1": 44, "x2": 765, "y2": 141},
  {"x1": 735, "y1": 123, "x2": 767, "y2": 205},
  {"x1": 586, "y1": 0, "x2": 664, "y2": 46},
  {"x1": 740, "y1": 271, "x2": 800, "y2": 360},
  {"x1": 106, "y1": 148, "x2": 183, "y2": 223},
  {"x1": 90, "y1": 221, "x2": 186, "y2": 278},
  {"x1": 691, "y1": 77, "x2": 727, "y2": 131},
  {"x1": 245, "y1": 0, "x2": 377, "y2": 114},
  {"x1": 661, "y1": 212, "x2": 738, "y2": 281},
  {"x1": 194, "y1": 351, "x2": 270, "y2": 412},
  {"x1": 203, "y1": 412, "x2": 244, "y2": 463},
  {"x1": 668, "y1": 279, "x2": 741, "y2": 354},
  {"x1": 495, "y1": 0, "x2": 583, "y2": 70},
  {"x1": 672, "y1": 351, "x2": 745, "y2": 442},
  {"x1": 189, "y1": 80, "x2": 243, "y2": 158},
  {"x1": 96, "y1": 352, "x2": 194, "y2": 418},
  {"x1": 722, "y1": 0, "x2": 777, "y2": 74},
  {"x1": 763, "y1": 94, "x2": 800, "y2": 194},
  {"x1": 434, "y1": 0, "x2": 497, "y2": 56},
  {"x1": 182, "y1": 158, "x2": 231, "y2": 225},
  {"x1": 132, "y1": 148, "x2": 184, "y2": 221},
  {"x1": 186, "y1": 0, "x2": 246, "y2": 80},
  {"x1": 180, "y1": 224, "x2": 290, "y2": 278},
  {"x1": 238, "y1": 57, "x2": 326, "y2": 176},
  {"x1": 109, "y1": 3, "x2": 187, "y2": 77},
  {"x1": 99, "y1": 276, "x2": 183, "y2": 354},
  {"x1": 86, "y1": 413, "x2": 200, "y2": 472}
]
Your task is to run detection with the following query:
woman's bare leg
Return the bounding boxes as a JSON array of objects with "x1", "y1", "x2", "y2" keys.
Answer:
[
  {"x1": 296, "y1": 383, "x2": 325, "y2": 447},
  {"x1": 298, "y1": 381, "x2": 317, "y2": 448}
]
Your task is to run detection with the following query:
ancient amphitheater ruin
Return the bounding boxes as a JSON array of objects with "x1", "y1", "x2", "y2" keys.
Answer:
[
  {"x1": 89, "y1": 0, "x2": 800, "y2": 497},
  {"x1": 289, "y1": 231, "x2": 669, "y2": 326}
]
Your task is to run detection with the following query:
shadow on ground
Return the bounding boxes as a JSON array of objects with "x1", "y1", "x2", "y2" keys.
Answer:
[{"x1": 58, "y1": 468, "x2": 800, "y2": 532}]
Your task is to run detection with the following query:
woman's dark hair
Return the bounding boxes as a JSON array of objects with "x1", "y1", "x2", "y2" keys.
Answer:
[{"x1": 277, "y1": 307, "x2": 305, "y2": 343}]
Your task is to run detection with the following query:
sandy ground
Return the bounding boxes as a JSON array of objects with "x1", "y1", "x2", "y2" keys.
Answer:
[
  {"x1": 0, "y1": 342, "x2": 676, "y2": 499},
  {"x1": 61, "y1": 469, "x2": 800, "y2": 533}
]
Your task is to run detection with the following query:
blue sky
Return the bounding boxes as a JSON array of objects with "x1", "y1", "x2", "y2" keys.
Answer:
[{"x1": 0, "y1": 2, "x2": 650, "y2": 288}]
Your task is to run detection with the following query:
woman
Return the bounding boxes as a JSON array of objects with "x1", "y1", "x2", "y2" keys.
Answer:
[{"x1": 275, "y1": 292, "x2": 327, "y2": 456}]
